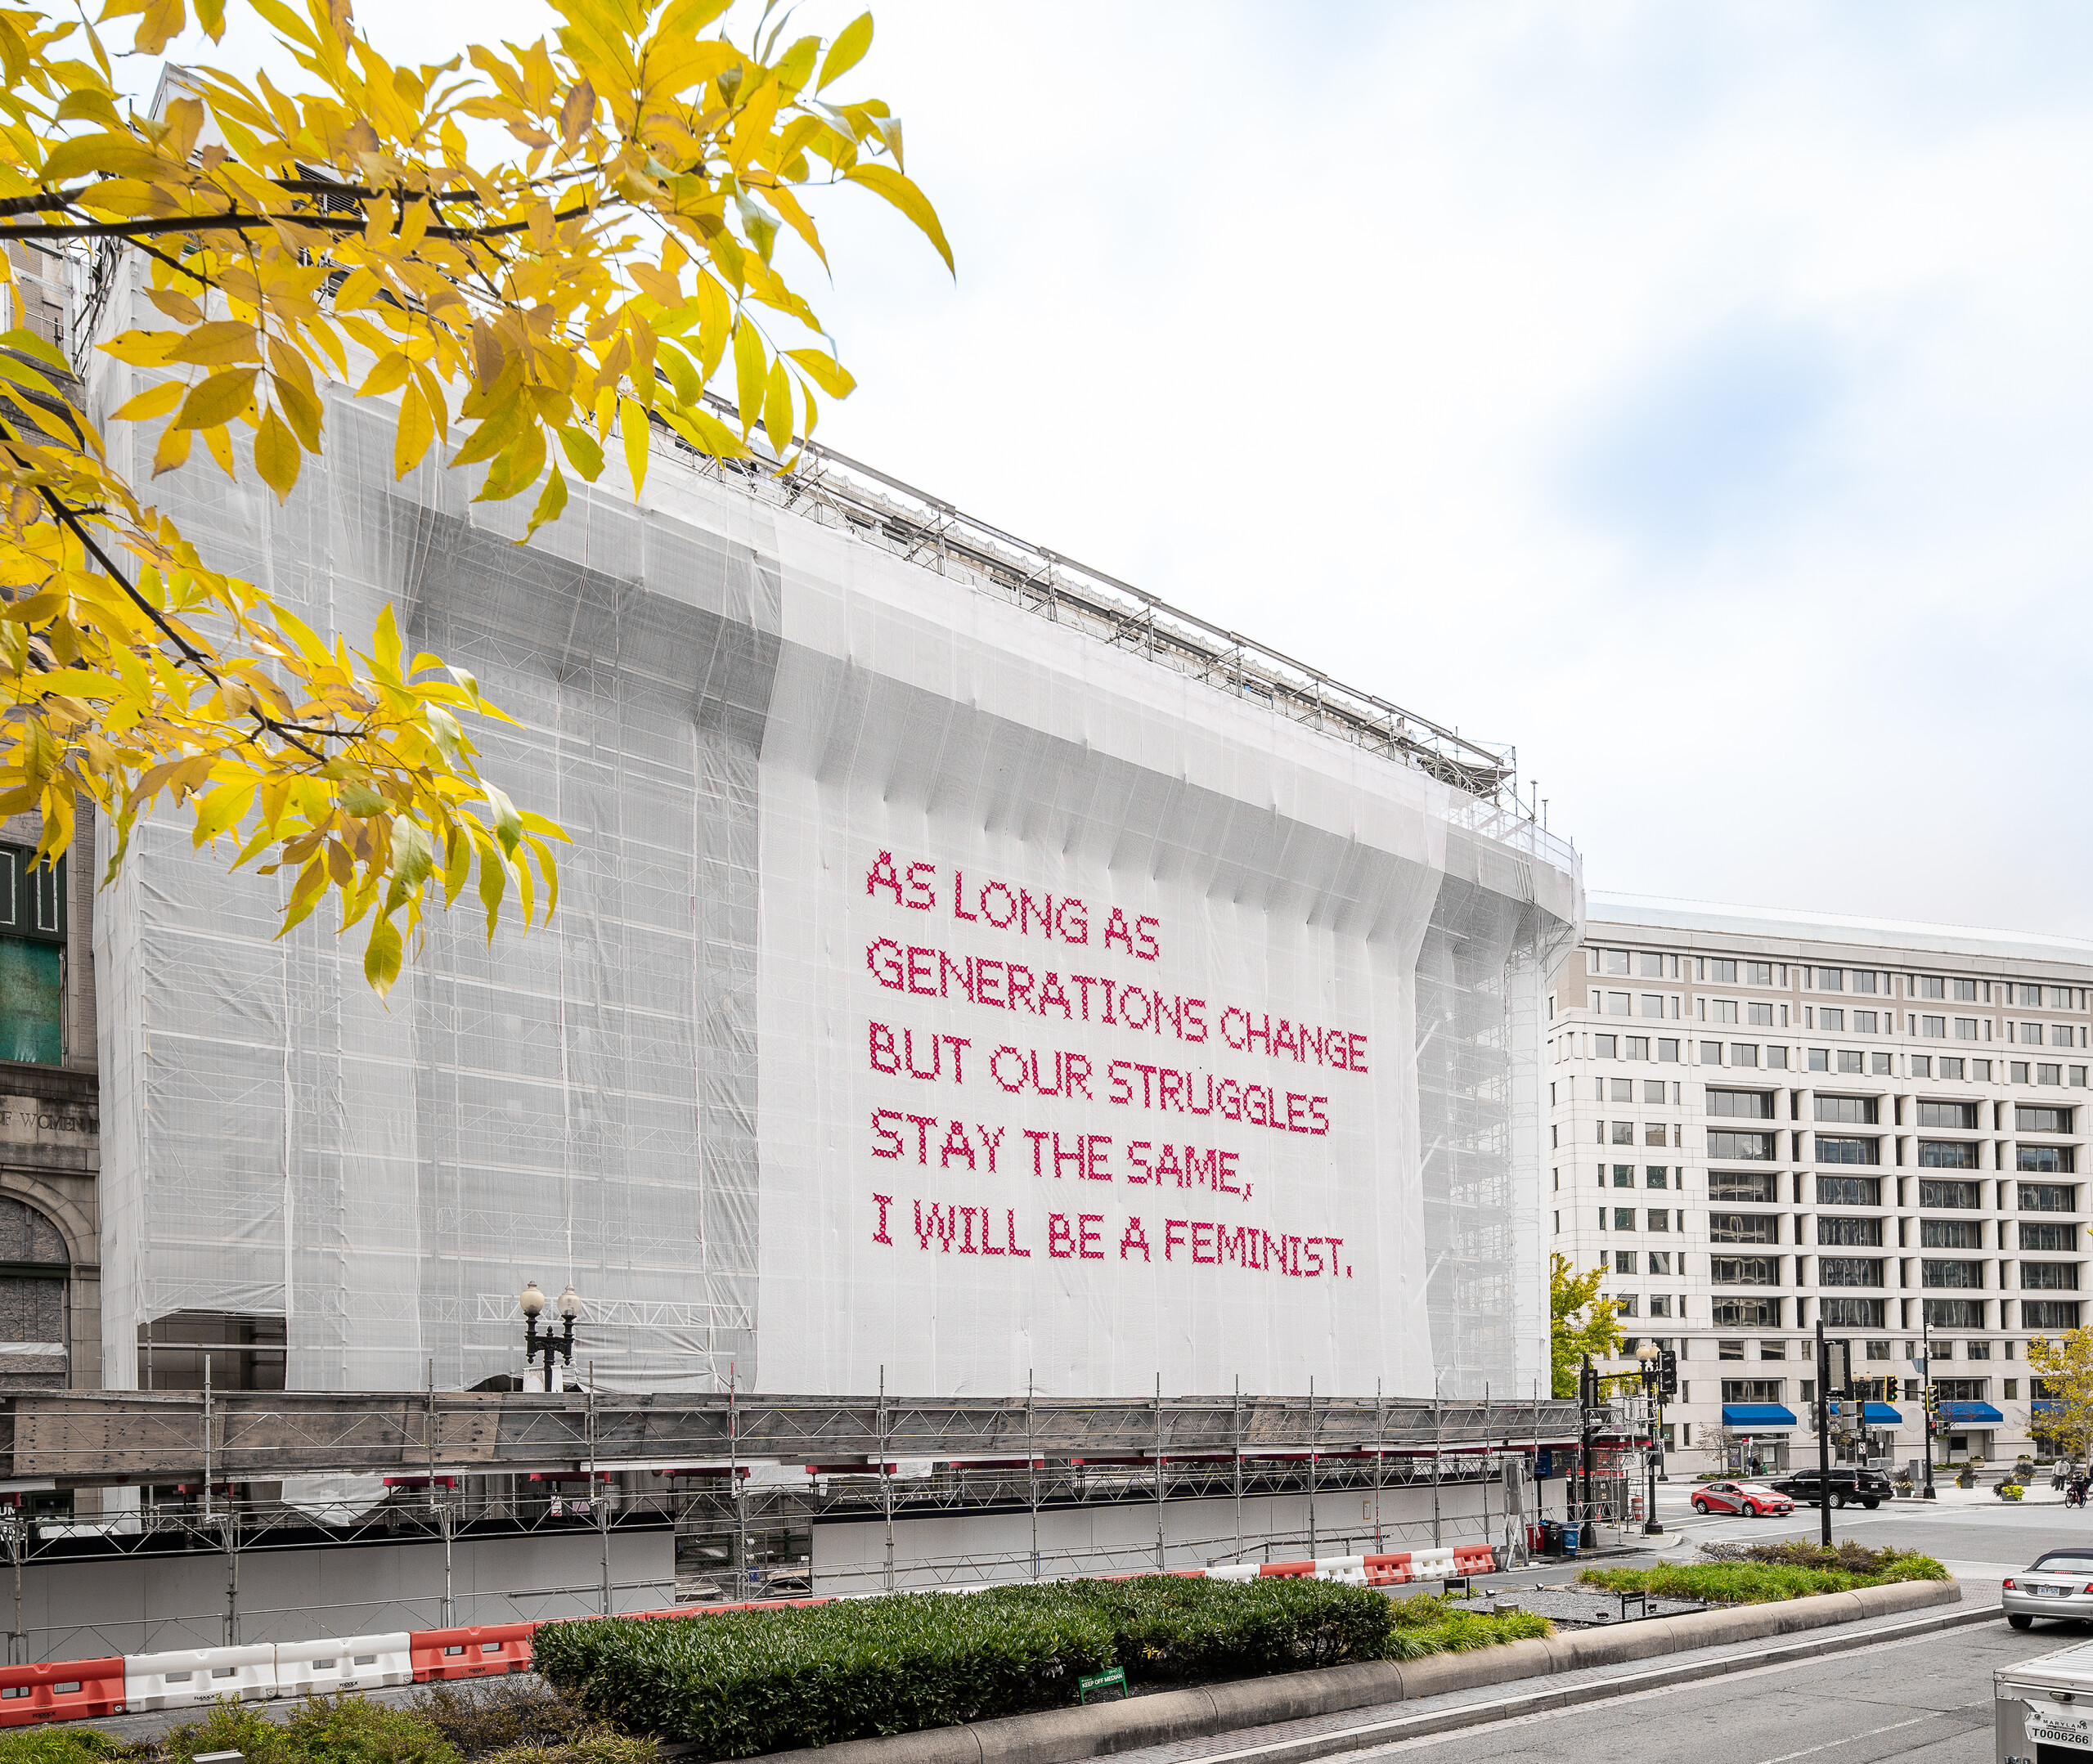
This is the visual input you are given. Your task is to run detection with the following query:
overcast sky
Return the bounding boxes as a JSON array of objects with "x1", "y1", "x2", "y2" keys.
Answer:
[{"x1": 148, "y1": 1, "x2": 2093, "y2": 936}]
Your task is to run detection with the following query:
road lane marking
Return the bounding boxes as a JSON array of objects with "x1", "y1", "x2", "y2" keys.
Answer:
[{"x1": 1748, "y1": 1712, "x2": 1940, "y2": 1763}]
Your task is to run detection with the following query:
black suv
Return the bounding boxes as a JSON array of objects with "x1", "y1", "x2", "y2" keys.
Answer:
[{"x1": 1767, "y1": 1466, "x2": 1893, "y2": 1509}]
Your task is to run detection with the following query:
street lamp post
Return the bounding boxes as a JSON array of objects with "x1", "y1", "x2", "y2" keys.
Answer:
[
  {"x1": 520, "y1": 1281, "x2": 582, "y2": 1391},
  {"x1": 1916, "y1": 1311, "x2": 1936, "y2": 1501},
  {"x1": 1637, "y1": 1340, "x2": 1664, "y2": 1535}
]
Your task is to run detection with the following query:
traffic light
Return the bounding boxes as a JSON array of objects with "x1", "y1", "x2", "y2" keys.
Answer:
[
  {"x1": 1579, "y1": 1358, "x2": 1601, "y2": 1411},
  {"x1": 1658, "y1": 1349, "x2": 1678, "y2": 1400}
]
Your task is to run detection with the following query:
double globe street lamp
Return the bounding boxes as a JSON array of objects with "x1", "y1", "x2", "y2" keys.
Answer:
[{"x1": 519, "y1": 1280, "x2": 582, "y2": 1391}]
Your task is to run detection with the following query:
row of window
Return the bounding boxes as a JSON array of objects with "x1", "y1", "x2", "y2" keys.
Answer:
[
  {"x1": 1705, "y1": 1172, "x2": 2078, "y2": 1210},
  {"x1": 1568, "y1": 1030, "x2": 2093, "y2": 1088},
  {"x1": 1715, "y1": 1377, "x2": 2008, "y2": 1403},
  {"x1": 1715, "y1": 1338, "x2": 2004, "y2": 1363},
  {"x1": 1701, "y1": 1253, "x2": 2074, "y2": 1290},
  {"x1": 1706, "y1": 1295, "x2": 2077, "y2": 1329},
  {"x1": 1584, "y1": 950, "x2": 2089, "y2": 1012},
  {"x1": 1704, "y1": 1094, "x2": 2073, "y2": 1133},
  {"x1": 1703, "y1": 1214, "x2": 2077, "y2": 1250},
  {"x1": 1708, "y1": 1129, "x2": 2077, "y2": 1171}
]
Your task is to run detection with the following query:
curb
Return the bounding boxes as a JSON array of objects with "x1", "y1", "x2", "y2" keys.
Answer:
[{"x1": 747, "y1": 1579, "x2": 1969, "y2": 1764}]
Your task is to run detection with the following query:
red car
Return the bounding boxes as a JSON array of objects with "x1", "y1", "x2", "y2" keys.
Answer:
[{"x1": 1691, "y1": 1479, "x2": 1794, "y2": 1517}]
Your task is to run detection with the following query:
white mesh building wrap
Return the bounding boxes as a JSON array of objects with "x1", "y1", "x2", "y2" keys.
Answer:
[{"x1": 89, "y1": 327, "x2": 1580, "y2": 1400}]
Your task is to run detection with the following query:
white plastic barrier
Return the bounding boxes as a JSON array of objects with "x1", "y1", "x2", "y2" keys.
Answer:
[
  {"x1": 124, "y1": 1644, "x2": 276, "y2": 1710},
  {"x1": 1205, "y1": 1564, "x2": 1260, "y2": 1582},
  {"x1": 274, "y1": 1632, "x2": 413, "y2": 1696},
  {"x1": 1312, "y1": 1555, "x2": 1368, "y2": 1586},
  {"x1": 1407, "y1": 1547, "x2": 1457, "y2": 1582}
]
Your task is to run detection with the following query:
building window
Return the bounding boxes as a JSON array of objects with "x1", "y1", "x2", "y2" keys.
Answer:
[
  {"x1": 1817, "y1": 1174, "x2": 1882, "y2": 1207},
  {"x1": 1646, "y1": 1166, "x2": 1669, "y2": 1187},
  {"x1": 1711, "y1": 1255, "x2": 1779, "y2": 1286},
  {"x1": 1731, "y1": 1044, "x2": 1759, "y2": 1067},
  {"x1": 1596, "y1": 1035, "x2": 1616, "y2": 1058},
  {"x1": 2024, "y1": 1300, "x2": 2082, "y2": 1330},
  {"x1": 1611, "y1": 1078, "x2": 1634, "y2": 1101},
  {"x1": 1819, "y1": 1258, "x2": 1885, "y2": 1287},
  {"x1": 2041, "y1": 1063, "x2": 2064, "y2": 1086},
  {"x1": 1922, "y1": 1259, "x2": 1983, "y2": 1290},
  {"x1": 1614, "y1": 1208, "x2": 1637, "y2": 1231},
  {"x1": 1818, "y1": 1216, "x2": 1882, "y2": 1246},
  {"x1": 1821, "y1": 1008, "x2": 1846, "y2": 1031},
  {"x1": 1934, "y1": 1378, "x2": 1989, "y2": 1403},
  {"x1": 2019, "y1": 1183, "x2": 2077, "y2": 1213},
  {"x1": 2058, "y1": 1026, "x2": 2078, "y2": 1048},
  {"x1": 1611, "y1": 1121, "x2": 1634, "y2": 1144},
  {"x1": 1822, "y1": 1298, "x2": 1885, "y2": 1327},
  {"x1": 1817, "y1": 969, "x2": 1844, "y2": 992},
  {"x1": 1720, "y1": 1379, "x2": 1785, "y2": 1403},
  {"x1": 1710, "y1": 1214, "x2": 1778, "y2": 1245},
  {"x1": 1919, "y1": 1178, "x2": 1980, "y2": 1210},
  {"x1": 1658, "y1": 1038, "x2": 1681, "y2": 1062},
  {"x1": 0, "y1": 846, "x2": 65, "y2": 1067},
  {"x1": 1745, "y1": 962, "x2": 1776, "y2": 986},
  {"x1": 1917, "y1": 1141, "x2": 1977, "y2": 1170},
  {"x1": 1707, "y1": 959, "x2": 1738, "y2": 983},
  {"x1": 1647, "y1": 1251, "x2": 1673, "y2": 1275},
  {"x1": 1647, "y1": 1210, "x2": 1670, "y2": 1232},
  {"x1": 1708, "y1": 1088, "x2": 1776, "y2": 1119},
  {"x1": 1871, "y1": 1052, "x2": 1892, "y2": 1074},
  {"x1": 1918, "y1": 976, "x2": 1946, "y2": 999},
  {"x1": 1749, "y1": 1002, "x2": 1774, "y2": 1026},
  {"x1": 1915, "y1": 1056, "x2": 1933, "y2": 1077},
  {"x1": 1925, "y1": 1298, "x2": 1985, "y2": 1328},
  {"x1": 1709, "y1": 1130, "x2": 1776, "y2": 1160},
  {"x1": 2024, "y1": 1263, "x2": 2081, "y2": 1291},
  {"x1": 1616, "y1": 1295, "x2": 1639, "y2": 1317},
  {"x1": 1709, "y1": 1000, "x2": 1739, "y2": 1025},
  {"x1": 1711, "y1": 1171, "x2": 1780, "y2": 1202},
  {"x1": 1615, "y1": 1250, "x2": 1637, "y2": 1274},
  {"x1": 1855, "y1": 1011, "x2": 1878, "y2": 1034},
  {"x1": 1953, "y1": 979, "x2": 1977, "y2": 1002},
  {"x1": 2020, "y1": 1223, "x2": 2075, "y2": 1251},
  {"x1": 2020, "y1": 1146, "x2": 2077, "y2": 1174},
  {"x1": 1817, "y1": 1096, "x2": 1877, "y2": 1124},
  {"x1": 1854, "y1": 972, "x2": 1880, "y2": 995},
  {"x1": 1919, "y1": 1101, "x2": 1979, "y2": 1129},
  {"x1": 1816, "y1": 1136, "x2": 1880, "y2": 1165},
  {"x1": 1920, "y1": 1219, "x2": 1981, "y2": 1250},
  {"x1": 1648, "y1": 1295, "x2": 1673, "y2": 1317},
  {"x1": 1808, "y1": 1048, "x2": 1829, "y2": 1071},
  {"x1": 1606, "y1": 951, "x2": 1630, "y2": 976},
  {"x1": 1713, "y1": 1298, "x2": 1780, "y2": 1328},
  {"x1": 2012, "y1": 1062, "x2": 2030, "y2": 1083},
  {"x1": 1768, "y1": 1047, "x2": 1790, "y2": 1069},
  {"x1": 1639, "y1": 953, "x2": 1665, "y2": 978},
  {"x1": 1922, "y1": 1017, "x2": 1947, "y2": 1039},
  {"x1": 1644, "y1": 1079, "x2": 1668, "y2": 1105},
  {"x1": 2019, "y1": 1106, "x2": 2074, "y2": 1134},
  {"x1": 1614, "y1": 1165, "x2": 1636, "y2": 1187}
]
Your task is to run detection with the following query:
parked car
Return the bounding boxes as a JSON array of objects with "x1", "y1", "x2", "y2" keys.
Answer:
[
  {"x1": 1767, "y1": 1466, "x2": 1893, "y2": 1510},
  {"x1": 1690, "y1": 1479, "x2": 1794, "y2": 1517},
  {"x1": 2004, "y1": 1550, "x2": 2093, "y2": 1630}
]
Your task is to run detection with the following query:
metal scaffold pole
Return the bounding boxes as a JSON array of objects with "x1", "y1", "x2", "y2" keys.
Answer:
[
  {"x1": 879, "y1": 1367, "x2": 894, "y2": 1593},
  {"x1": 1026, "y1": 1370, "x2": 1038, "y2": 1582},
  {"x1": 1154, "y1": 1376, "x2": 1166, "y2": 1573},
  {"x1": 1306, "y1": 1377, "x2": 1318, "y2": 1560},
  {"x1": 1233, "y1": 1376, "x2": 1243, "y2": 1563},
  {"x1": 1373, "y1": 1380, "x2": 1385, "y2": 1552}
]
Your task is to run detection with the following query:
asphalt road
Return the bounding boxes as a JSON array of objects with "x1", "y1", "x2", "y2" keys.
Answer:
[
  {"x1": 1354, "y1": 1618, "x2": 2022, "y2": 1764},
  {"x1": 1371, "y1": 1479, "x2": 2089, "y2": 1762}
]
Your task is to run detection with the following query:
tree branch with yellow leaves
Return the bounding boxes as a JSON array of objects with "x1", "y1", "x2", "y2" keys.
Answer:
[{"x1": 0, "y1": 0, "x2": 947, "y2": 990}]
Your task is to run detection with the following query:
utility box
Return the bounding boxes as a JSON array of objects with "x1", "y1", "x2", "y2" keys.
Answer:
[{"x1": 1996, "y1": 1638, "x2": 2093, "y2": 1762}]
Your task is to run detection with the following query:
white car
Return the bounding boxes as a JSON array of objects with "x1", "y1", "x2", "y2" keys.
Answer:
[{"x1": 2004, "y1": 1551, "x2": 2093, "y2": 1629}]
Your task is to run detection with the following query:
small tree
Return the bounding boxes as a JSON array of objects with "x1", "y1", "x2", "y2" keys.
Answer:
[
  {"x1": 1550, "y1": 1250, "x2": 1622, "y2": 1400},
  {"x1": 2028, "y1": 1328, "x2": 2093, "y2": 1460}
]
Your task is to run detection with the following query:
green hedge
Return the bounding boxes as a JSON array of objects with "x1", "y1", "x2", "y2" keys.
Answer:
[{"x1": 533, "y1": 1577, "x2": 1545, "y2": 1755}]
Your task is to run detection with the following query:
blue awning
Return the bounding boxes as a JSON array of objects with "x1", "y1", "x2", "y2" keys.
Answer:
[
  {"x1": 1941, "y1": 1401, "x2": 2005, "y2": 1425},
  {"x1": 1862, "y1": 1403, "x2": 1901, "y2": 1424},
  {"x1": 1722, "y1": 1403, "x2": 1799, "y2": 1428}
]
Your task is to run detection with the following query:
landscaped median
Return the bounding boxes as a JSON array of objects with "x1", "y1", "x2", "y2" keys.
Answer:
[
  {"x1": 1579, "y1": 1542, "x2": 1949, "y2": 1605},
  {"x1": 532, "y1": 1579, "x2": 1547, "y2": 1758}
]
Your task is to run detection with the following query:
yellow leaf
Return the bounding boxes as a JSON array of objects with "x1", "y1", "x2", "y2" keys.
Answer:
[
  {"x1": 762, "y1": 356, "x2": 792, "y2": 456},
  {"x1": 100, "y1": 330, "x2": 184, "y2": 368},
  {"x1": 817, "y1": 11, "x2": 872, "y2": 90},
  {"x1": 620, "y1": 396, "x2": 649, "y2": 499},
  {"x1": 166, "y1": 321, "x2": 263, "y2": 367},
  {"x1": 150, "y1": 423, "x2": 192, "y2": 478},
  {"x1": 357, "y1": 352, "x2": 413, "y2": 397},
  {"x1": 393, "y1": 384, "x2": 435, "y2": 479},
  {"x1": 522, "y1": 463, "x2": 567, "y2": 541},
  {"x1": 172, "y1": 367, "x2": 259, "y2": 433},
  {"x1": 201, "y1": 423, "x2": 237, "y2": 480},
  {"x1": 254, "y1": 405, "x2": 301, "y2": 502},
  {"x1": 785, "y1": 348, "x2": 856, "y2": 398},
  {"x1": 364, "y1": 912, "x2": 403, "y2": 994},
  {"x1": 109, "y1": 380, "x2": 186, "y2": 424},
  {"x1": 732, "y1": 318, "x2": 764, "y2": 436},
  {"x1": 846, "y1": 164, "x2": 954, "y2": 274}
]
